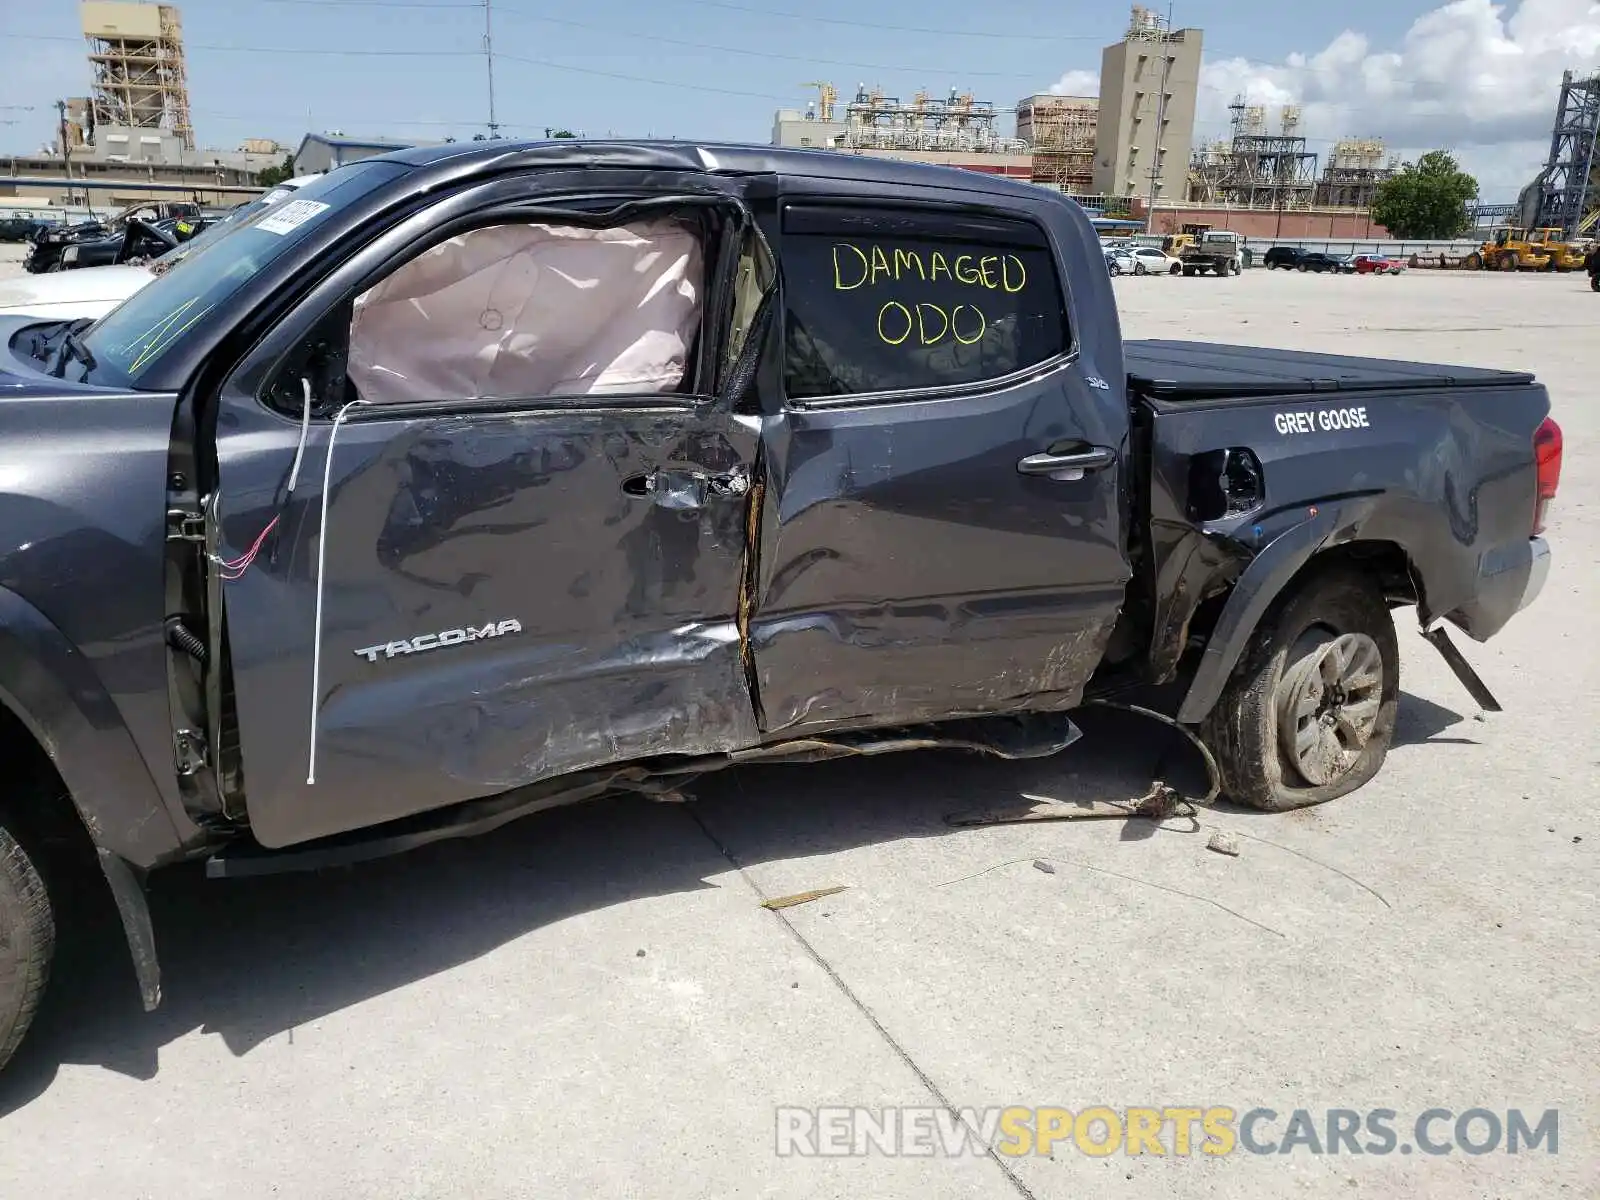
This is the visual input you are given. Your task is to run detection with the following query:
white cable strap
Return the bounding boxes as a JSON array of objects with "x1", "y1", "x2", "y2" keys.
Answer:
[
  {"x1": 286, "y1": 375, "x2": 314, "y2": 497},
  {"x1": 307, "y1": 401, "x2": 360, "y2": 785}
]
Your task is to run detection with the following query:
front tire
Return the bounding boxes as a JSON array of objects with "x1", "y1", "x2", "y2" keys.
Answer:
[
  {"x1": 1201, "y1": 565, "x2": 1399, "y2": 811},
  {"x1": 0, "y1": 823, "x2": 55, "y2": 1072}
]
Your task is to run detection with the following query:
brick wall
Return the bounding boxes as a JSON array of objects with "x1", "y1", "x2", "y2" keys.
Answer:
[{"x1": 1141, "y1": 205, "x2": 1391, "y2": 239}]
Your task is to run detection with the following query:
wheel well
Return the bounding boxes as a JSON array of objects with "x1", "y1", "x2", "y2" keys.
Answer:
[
  {"x1": 0, "y1": 700, "x2": 98, "y2": 870},
  {"x1": 1171, "y1": 538, "x2": 1420, "y2": 692},
  {"x1": 1289, "y1": 540, "x2": 1421, "y2": 610}
]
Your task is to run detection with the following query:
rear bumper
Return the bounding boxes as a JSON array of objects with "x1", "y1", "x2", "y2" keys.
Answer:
[{"x1": 1447, "y1": 536, "x2": 1550, "y2": 642}]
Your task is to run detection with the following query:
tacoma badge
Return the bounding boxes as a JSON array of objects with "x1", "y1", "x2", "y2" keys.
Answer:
[{"x1": 353, "y1": 619, "x2": 523, "y2": 663}]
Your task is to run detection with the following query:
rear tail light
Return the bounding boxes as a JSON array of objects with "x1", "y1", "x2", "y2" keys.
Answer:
[{"x1": 1533, "y1": 416, "x2": 1562, "y2": 535}]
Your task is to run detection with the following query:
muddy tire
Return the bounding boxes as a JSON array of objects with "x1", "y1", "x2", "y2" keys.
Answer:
[
  {"x1": 1202, "y1": 566, "x2": 1399, "y2": 811},
  {"x1": 0, "y1": 823, "x2": 54, "y2": 1072}
]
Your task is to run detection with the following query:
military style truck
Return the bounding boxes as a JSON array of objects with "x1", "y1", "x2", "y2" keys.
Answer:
[
  {"x1": 1180, "y1": 229, "x2": 1247, "y2": 276},
  {"x1": 0, "y1": 141, "x2": 1560, "y2": 1070}
]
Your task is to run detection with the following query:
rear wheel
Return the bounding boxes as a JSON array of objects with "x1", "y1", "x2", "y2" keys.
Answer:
[
  {"x1": 1202, "y1": 565, "x2": 1399, "y2": 811},
  {"x1": 0, "y1": 823, "x2": 55, "y2": 1072},
  {"x1": 1464, "y1": 252, "x2": 1483, "y2": 270},
  {"x1": 1503, "y1": 252, "x2": 1521, "y2": 271}
]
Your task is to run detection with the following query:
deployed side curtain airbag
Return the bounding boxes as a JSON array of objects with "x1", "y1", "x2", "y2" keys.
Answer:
[{"x1": 347, "y1": 217, "x2": 703, "y2": 404}]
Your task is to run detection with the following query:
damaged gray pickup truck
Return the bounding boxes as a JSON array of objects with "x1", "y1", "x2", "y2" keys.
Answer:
[{"x1": 0, "y1": 141, "x2": 1562, "y2": 1070}]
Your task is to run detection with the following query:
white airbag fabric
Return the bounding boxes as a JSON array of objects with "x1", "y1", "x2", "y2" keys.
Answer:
[{"x1": 347, "y1": 218, "x2": 702, "y2": 404}]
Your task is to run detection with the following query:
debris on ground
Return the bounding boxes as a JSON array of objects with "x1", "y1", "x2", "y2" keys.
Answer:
[
  {"x1": 1033, "y1": 860, "x2": 1057, "y2": 874},
  {"x1": 945, "y1": 782, "x2": 1196, "y2": 828},
  {"x1": 762, "y1": 886, "x2": 849, "y2": 910},
  {"x1": 1207, "y1": 831, "x2": 1242, "y2": 857}
]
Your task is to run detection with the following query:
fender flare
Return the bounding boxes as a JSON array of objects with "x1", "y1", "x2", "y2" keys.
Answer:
[
  {"x1": 1176, "y1": 506, "x2": 1345, "y2": 725},
  {"x1": 0, "y1": 586, "x2": 179, "y2": 1010}
]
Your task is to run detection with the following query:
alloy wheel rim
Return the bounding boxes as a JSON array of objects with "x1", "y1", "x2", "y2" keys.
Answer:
[{"x1": 1276, "y1": 632, "x2": 1384, "y2": 786}]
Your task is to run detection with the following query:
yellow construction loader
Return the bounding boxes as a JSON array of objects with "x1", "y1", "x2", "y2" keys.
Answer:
[
  {"x1": 1529, "y1": 227, "x2": 1588, "y2": 271},
  {"x1": 1463, "y1": 228, "x2": 1553, "y2": 271}
]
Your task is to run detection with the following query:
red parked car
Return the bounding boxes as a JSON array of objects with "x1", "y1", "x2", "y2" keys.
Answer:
[{"x1": 1352, "y1": 254, "x2": 1405, "y2": 275}]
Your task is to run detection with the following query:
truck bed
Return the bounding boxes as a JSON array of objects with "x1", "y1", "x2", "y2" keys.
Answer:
[{"x1": 1126, "y1": 339, "x2": 1535, "y2": 402}]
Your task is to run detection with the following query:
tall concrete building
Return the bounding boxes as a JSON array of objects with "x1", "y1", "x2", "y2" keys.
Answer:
[{"x1": 1091, "y1": 6, "x2": 1203, "y2": 201}]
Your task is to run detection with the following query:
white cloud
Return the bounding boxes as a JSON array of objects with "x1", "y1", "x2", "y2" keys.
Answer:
[
  {"x1": 1048, "y1": 69, "x2": 1100, "y2": 98},
  {"x1": 1194, "y1": 0, "x2": 1600, "y2": 198}
]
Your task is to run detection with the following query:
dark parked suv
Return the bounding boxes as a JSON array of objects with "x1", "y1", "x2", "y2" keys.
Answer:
[{"x1": 1266, "y1": 248, "x2": 1351, "y2": 273}]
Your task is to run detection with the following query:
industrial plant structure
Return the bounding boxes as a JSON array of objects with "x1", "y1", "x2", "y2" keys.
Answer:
[
  {"x1": 1522, "y1": 68, "x2": 1600, "y2": 238},
  {"x1": 1016, "y1": 94, "x2": 1098, "y2": 193},
  {"x1": 1315, "y1": 138, "x2": 1399, "y2": 209},
  {"x1": 0, "y1": 1, "x2": 287, "y2": 217},
  {"x1": 1089, "y1": 6, "x2": 1203, "y2": 201},
  {"x1": 81, "y1": 1, "x2": 194, "y2": 154},
  {"x1": 1187, "y1": 101, "x2": 1318, "y2": 210},
  {"x1": 770, "y1": 83, "x2": 1030, "y2": 178}
]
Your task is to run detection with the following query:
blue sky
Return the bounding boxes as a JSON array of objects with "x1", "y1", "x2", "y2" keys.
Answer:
[{"x1": 2, "y1": 0, "x2": 1595, "y2": 198}]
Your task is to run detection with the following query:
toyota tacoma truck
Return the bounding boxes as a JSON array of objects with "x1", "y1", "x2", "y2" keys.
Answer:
[{"x1": 0, "y1": 141, "x2": 1561, "y2": 1071}]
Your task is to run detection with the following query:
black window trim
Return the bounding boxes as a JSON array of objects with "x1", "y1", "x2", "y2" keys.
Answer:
[{"x1": 773, "y1": 196, "x2": 1078, "y2": 411}]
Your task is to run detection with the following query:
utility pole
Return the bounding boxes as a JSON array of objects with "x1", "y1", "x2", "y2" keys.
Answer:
[
  {"x1": 56, "y1": 99, "x2": 75, "y2": 209},
  {"x1": 483, "y1": 0, "x2": 500, "y2": 139},
  {"x1": 1144, "y1": 3, "x2": 1175, "y2": 235}
]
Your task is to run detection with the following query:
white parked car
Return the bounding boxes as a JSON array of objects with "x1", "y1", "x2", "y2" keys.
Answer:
[
  {"x1": 0, "y1": 174, "x2": 322, "y2": 321},
  {"x1": 1129, "y1": 246, "x2": 1183, "y2": 276}
]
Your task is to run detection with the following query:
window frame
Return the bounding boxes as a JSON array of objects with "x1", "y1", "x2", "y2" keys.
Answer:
[
  {"x1": 774, "y1": 197, "x2": 1078, "y2": 411},
  {"x1": 231, "y1": 177, "x2": 754, "y2": 425}
]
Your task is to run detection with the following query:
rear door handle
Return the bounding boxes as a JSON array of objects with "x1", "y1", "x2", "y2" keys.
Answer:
[
  {"x1": 1017, "y1": 447, "x2": 1117, "y2": 480},
  {"x1": 622, "y1": 465, "x2": 751, "y2": 508}
]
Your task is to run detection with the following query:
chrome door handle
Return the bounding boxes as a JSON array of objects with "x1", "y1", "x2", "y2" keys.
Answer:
[{"x1": 1017, "y1": 447, "x2": 1117, "y2": 479}]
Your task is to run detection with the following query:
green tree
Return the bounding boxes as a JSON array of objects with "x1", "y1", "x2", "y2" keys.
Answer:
[
  {"x1": 256, "y1": 152, "x2": 296, "y2": 186},
  {"x1": 544, "y1": 128, "x2": 577, "y2": 138},
  {"x1": 1370, "y1": 150, "x2": 1479, "y2": 239}
]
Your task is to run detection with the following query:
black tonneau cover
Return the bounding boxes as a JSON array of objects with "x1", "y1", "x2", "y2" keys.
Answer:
[{"x1": 1127, "y1": 339, "x2": 1535, "y2": 402}]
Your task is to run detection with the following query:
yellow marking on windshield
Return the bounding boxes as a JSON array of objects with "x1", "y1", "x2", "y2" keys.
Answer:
[{"x1": 125, "y1": 295, "x2": 210, "y2": 373}]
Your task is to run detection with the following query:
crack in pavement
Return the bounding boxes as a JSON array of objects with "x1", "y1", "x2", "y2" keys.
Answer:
[{"x1": 685, "y1": 802, "x2": 1039, "y2": 1200}]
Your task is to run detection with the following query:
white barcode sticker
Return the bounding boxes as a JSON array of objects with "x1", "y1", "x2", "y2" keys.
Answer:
[{"x1": 257, "y1": 198, "x2": 331, "y2": 236}]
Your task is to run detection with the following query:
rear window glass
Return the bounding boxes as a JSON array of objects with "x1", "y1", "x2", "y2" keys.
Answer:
[{"x1": 781, "y1": 207, "x2": 1067, "y2": 401}]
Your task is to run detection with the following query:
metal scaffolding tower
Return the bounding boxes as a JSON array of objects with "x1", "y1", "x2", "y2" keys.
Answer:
[
  {"x1": 1018, "y1": 94, "x2": 1097, "y2": 193},
  {"x1": 1191, "y1": 99, "x2": 1318, "y2": 209},
  {"x1": 82, "y1": 1, "x2": 194, "y2": 152},
  {"x1": 1533, "y1": 70, "x2": 1600, "y2": 238}
]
